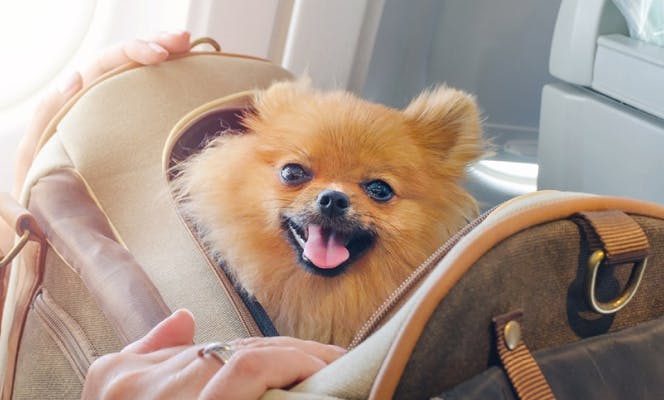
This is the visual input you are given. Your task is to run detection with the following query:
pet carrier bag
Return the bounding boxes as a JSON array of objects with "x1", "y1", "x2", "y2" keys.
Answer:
[{"x1": 3, "y1": 38, "x2": 664, "y2": 400}]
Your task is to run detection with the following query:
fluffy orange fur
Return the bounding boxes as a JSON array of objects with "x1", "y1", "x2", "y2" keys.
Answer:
[{"x1": 174, "y1": 79, "x2": 483, "y2": 346}]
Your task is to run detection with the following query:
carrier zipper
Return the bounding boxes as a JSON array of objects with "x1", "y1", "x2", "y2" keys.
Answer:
[
  {"x1": 33, "y1": 290, "x2": 98, "y2": 381},
  {"x1": 188, "y1": 229, "x2": 265, "y2": 337},
  {"x1": 349, "y1": 207, "x2": 496, "y2": 348}
]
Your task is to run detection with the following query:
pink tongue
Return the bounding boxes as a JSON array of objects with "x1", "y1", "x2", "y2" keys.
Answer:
[{"x1": 302, "y1": 224, "x2": 350, "y2": 269}]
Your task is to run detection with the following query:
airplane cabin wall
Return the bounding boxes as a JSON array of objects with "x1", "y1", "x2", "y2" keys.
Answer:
[{"x1": 364, "y1": 0, "x2": 562, "y2": 208}]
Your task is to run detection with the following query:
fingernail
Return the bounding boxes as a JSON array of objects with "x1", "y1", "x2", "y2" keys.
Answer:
[
  {"x1": 148, "y1": 42, "x2": 168, "y2": 55},
  {"x1": 172, "y1": 308, "x2": 194, "y2": 319},
  {"x1": 57, "y1": 71, "x2": 79, "y2": 95}
]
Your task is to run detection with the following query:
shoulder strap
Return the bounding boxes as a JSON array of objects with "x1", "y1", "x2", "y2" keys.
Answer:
[{"x1": 0, "y1": 193, "x2": 44, "y2": 321}]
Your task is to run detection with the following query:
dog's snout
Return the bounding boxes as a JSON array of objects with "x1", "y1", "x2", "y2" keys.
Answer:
[{"x1": 317, "y1": 190, "x2": 350, "y2": 218}]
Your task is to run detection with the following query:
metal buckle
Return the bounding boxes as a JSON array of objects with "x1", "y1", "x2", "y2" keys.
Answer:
[
  {"x1": 0, "y1": 229, "x2": 30, "y2": 269},
  {"x1": 585, "y1": 249, "x2": 647, "y2": 315}
]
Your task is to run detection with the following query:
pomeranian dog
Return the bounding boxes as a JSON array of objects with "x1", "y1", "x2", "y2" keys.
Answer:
[{"x1": 173, "y1": 79, "x2": 483, "y2": 346}]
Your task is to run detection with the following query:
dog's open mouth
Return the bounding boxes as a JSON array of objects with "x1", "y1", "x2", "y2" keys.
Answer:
[{"x1": 283, "y1": 218, "x2": 375, "y2": 277}]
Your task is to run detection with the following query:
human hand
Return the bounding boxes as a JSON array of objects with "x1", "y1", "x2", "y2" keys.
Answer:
[
  {"x1": 82, "y1": 309, "x2": 346, "y2": 400},
  {"x1": 12, "y1": 31, "x2": 192, "y2": 198}
]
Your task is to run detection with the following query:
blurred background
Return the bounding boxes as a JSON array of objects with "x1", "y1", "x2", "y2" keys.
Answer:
[{"x1": 0, "y1": 0, "x2": 562, "y2": 208}]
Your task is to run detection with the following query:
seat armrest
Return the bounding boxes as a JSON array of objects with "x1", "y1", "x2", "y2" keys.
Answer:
[
  {"x1": 549, "y1": 0, "x2": 627, "y2": 85},
  {"x1": 592, "y1": 34, "x2": 664, "y2": 119}
]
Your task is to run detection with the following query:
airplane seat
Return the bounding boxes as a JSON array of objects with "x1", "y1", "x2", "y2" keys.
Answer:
[{"x1": 537, "y1": 0, "x2": 664, "y2": 204}]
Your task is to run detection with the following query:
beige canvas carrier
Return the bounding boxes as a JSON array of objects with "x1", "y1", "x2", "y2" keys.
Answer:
[{"x1": 2, "y1": 41, "x2": 664, "y2": 399}]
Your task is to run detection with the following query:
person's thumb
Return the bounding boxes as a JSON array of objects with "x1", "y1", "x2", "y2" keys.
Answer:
[{"x1": 121, "y1": 309, "x2": 196, "y2": 354}]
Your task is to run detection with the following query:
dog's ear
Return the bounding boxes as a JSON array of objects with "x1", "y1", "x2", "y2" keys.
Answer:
[
  {"x1": 403, "y1": 86, "x2": 484, "y2": 177},
  {"x1": 249, "y1": 77, "x2": 312, "y2": 121}
]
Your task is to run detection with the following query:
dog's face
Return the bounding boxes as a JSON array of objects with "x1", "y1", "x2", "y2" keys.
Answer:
[
  {"x1": 252, "y1": 96, "x2": 442, "y2": 279},
  {"x1": 175, "y1": 80, "x2": 483, "y2": 345}
]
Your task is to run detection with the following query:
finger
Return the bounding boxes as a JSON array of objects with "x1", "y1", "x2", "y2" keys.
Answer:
[
  {"x1": 83, "y1": 346, "x2": 204, "y2": 400},
  {"x1": 230, "y1": 336, "x2": 346, "y2": 364},
  {"x1": 200, "y1": 347, "x2": 327, "y2": 400},
  {"x1": 80, "y1": 40, "x2": 163, "y2": 85},
  {"x1": 12, "y1": 72, "x2": 83, "y2": 197},
  {"x1": 122, "y1": 309, "x2": 195, "y2": 354},
  {"x1": 156, "y1": 347, "x2": 226, "y2": 397},
  {"x1": 139, "y1": 342, "x2": 213, "y2": 370},
  {"x1": 144, "y1": 30, "x2": 191, "y2": 54},
  {"x1": 80, "y1": 31, "x2": 191, "y2": 85},
  {"x1": 122, "y1": 39, "x2": 170, "y2": 64}
]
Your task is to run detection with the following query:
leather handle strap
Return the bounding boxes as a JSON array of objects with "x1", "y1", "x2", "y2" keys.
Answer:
[
  {"x1": 493, "y1": 310, "x2": 556, "y2": 400},
  {"x1": 573, "y1": 210, "x2": 650, "y2": 266},
  {"x1": 0, "y1": 193, "x2": 45, "y2": 324},
  {"x1": 29, "y1": 169, "x2": 171, "y2": 345},
  {"x1": 0, "y1": 193, "x2": 44, "y2": 245},
  {"x1": 0, "y1": 191, "x2": 44, "y2": 273}
]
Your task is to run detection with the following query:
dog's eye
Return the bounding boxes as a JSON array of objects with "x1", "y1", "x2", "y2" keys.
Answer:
[
  {"x1": 280, "y1": 164, "x2": 311, "y2": 185},
  {"x1": 363, "y1": 180, "x2": 394, "y2": 202}
]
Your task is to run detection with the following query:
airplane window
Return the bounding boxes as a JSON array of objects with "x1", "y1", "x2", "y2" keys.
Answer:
[
  {"x1": 0, "y1": 1, "x2": 96, "y2": 109},
  {"x1": 0, "y1": 0, "x2": 190, "y2": 192}
]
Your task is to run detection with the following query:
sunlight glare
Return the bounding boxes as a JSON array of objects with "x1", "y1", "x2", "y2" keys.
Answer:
[{"x1": 0, "y1": 0, "x2": 96, "y2": 109}]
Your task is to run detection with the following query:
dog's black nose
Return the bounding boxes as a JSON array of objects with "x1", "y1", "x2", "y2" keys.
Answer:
[{"x1": 317, "y1": 190, "x2": 350, "y2": 218}]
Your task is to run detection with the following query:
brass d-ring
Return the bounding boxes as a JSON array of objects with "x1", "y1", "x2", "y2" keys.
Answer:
[
  {"x1": 585, "y1": 250, "x2": 647, "y2": 315},
  {"x1": 0, "y1": 229, "x2": 30, "y2": 268}
]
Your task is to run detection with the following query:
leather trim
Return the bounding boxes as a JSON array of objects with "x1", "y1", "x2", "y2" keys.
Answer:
[
  {"x1": 0, "y1": 239, "x2": 45, "y2": 399},
  {"x1": 28, "y1": 168, "x2": 171, "y2": 345},
  {"x1": 162, "y1": 93, "x2": 255, "y2": 173},
  {"x1": 0, "y1": 193, "x2": 44, "y2": 242},
  {"x1": 0, "y1": 193, "x2": 44, "y2": 336},
  {"x1": 369, "y1": 193, "x2": 664, "y2": 400}
]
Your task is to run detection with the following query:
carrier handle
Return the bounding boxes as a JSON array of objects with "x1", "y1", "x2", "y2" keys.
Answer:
[
  {"x1": 0, "y1": 231, "x2": 29, "y2": 269},
  {"x1": 190, "y1": 37, "x2": 222, "y2": 52},
  {"x1": 0, "y1": 193, "x2": 44, "y2": 321},
  {"x1": 0, "y1": 193, "x2": 44, "y2": 269}
]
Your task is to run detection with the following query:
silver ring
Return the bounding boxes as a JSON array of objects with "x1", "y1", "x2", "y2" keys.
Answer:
[{"x1": 199, "y1": 342, "x2": 235, "y2": 365}]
